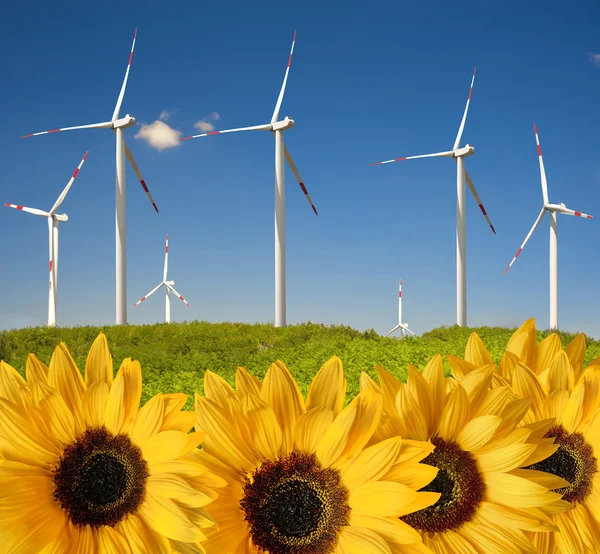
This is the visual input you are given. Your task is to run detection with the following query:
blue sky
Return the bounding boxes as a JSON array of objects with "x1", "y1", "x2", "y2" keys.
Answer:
[{"x1": 1, "y1": 0, "x2": 599, "y2": 337}]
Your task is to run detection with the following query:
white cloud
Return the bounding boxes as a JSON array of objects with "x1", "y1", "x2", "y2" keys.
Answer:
[
  {"x1": 587, "y1": 52, "x2": 600, "y2": 66},
  {"x1": 210, "y1": 112, "x2": 221, "y2": 120},
  {"x1": 135, "y1": 120, "x2": 181, "y2": 150},
  {"x1": 194, "y1": 120, "x2": 215, "y2": 132},
  {"x1": 159, "y1": 110, "x2": 171, "y2": 121}
]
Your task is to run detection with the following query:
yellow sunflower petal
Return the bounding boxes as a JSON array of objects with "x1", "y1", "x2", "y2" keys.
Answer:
[
  {"x1": 130, "y1": 394, "x2": 166, "y2": 447},
  {"x1": 306, "y1": 356, "x2": 346, "y2": 416},
  {"x1": 564, "y1": 333, "x2": 587, "y2": 381},
  {"x1": 510, "y1": 363, "x2": 545, "y2": 420},
  {"x1": 560, "y1": 381, "x2": 585, "y2": 433},
  {"x1": 204, "y1": 371, "x2": 236, "y2": 409},
  {"x1": 240, "y1": 393, "x2": 282, "y2": 460},
  {"x1": 509, "y1": 469, "x2": 570, "y2": 490},
  {"x1": 406, "y1": 365, "x2": 432, "y2": 436},
  {"x1": 421, "y1": 355, "x2": 445, "y2": 423},
  {"x1": 376, "y1": 366, "x2": 403, "y2": 414},
  {"x1": 505, "y1": 317, "x2": 537, "y2": 369},
  {"x1": 48, "y1": 342, "x2": 85, "y2": 430},
  {"x1": 382, "y1": 462, "x2": 438, "y2": 490},
  {"x1": 104, "y1": 365, "x2": 126, "y2": 435},
  {"x1": 349, "y1": 481, "x2": 419, "y2": 516},
  {"x1": 96, "y1": 526, "x2": 131, "y2": 553},
  {"x1": 396, "y1": 491, "x2": 441, "y2": 517},
  {"x1": 336, "y1": 525, "x2": 393, "y2": 553},
  {"x1": 82, "y1": 381, "x2": 109, "y2": 428},
  {"x1": 295, "y1": 405, "x2": 334, "y2": 455},
  {"x1": 542, "y1": 389, "x2": 569, "y2": 420},
  {"x1": 360, "y1": 371, "x2": 382, "y2": 395},
  {"x1": 315, "y1": 405, "x2": 358, "y2": 469},
  {"x1": 25, "y1": 353, "x2": 49, "y2": 386},
  {"x1": 456, "y1": 415, "x2": 502, "y2": 452},
  {"x1": 349, "y1": 513, "x2": 422, "y2": 545},
  {"x1": 437, "y1": 383, "x2": 469, "y2": 441},
  {"x1": 484, "y1": 471, "x2": 563, "y2": 508},
  {"x1": 395, "y1": 386, "x2": 428, "y2": 442},
  {"x1": 138, "y1": 492, "x2": 206, "y2": 543},
  {"x1": 142, "y1": 431, "x2": 205, "y2": 463},
  {"x1": 194, "y1": 395, "x2": 256, "y2": 472},
  {"x1": 546, "y1": 350, "x2": 574, "y2": 393},
  {"x1": 341, "y1": 437, "x2": 403, "y2": 490},
  {"x1": 535, "y1": 334, "x2": 562, "y2": 376},
  {"x1": 116, "y1": 359, "x2": 143, "y2": 432},
  {"x1": 161, "y1": 394, "x2": 193, "y2": 432},
  {"x1": 261, "y1": 360, "x2": 306, "y2": 453},
  {"x1": 554, "y1": 512, "x2": 585, "y2": 554},
  {"x1": 235, "y1": 366, "x2": 262, "y2": 398},
  {"x1": 464, "y1": 332, "x2": 494, "y2": 367},
  {"x1": 31, "y1": 381, "x2": 76, "y2": 445},
  {"x1": 476, "y1": 442, "x2": 537, "y2": 473},
  {"x1": 115, "y1": 514, "x2": 148, "y2": 554},
  {"x1": 84, "y1": 333, "x2": 113, "y2": 387},
  {"x1": 447, "y1": 354, "x2": 476, "y2": 380},
  {"x1": 147, "y1": 473, "x2": 216, "y2": 508},
  {"x1": 477, "y1": 501, "x2": 557, "y2": 532},
  {"x1": 0, "y1": 361, "x2": 27, "y2": 405}
]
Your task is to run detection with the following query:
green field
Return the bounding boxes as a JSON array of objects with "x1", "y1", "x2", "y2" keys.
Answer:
[{"x1": 1, "y1": 321, "x2": 599, "y2": 410}]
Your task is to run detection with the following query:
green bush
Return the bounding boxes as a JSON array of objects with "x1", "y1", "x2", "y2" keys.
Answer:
[{"x1": 1, "y1": 321, "x2": 598, "y2": 410}]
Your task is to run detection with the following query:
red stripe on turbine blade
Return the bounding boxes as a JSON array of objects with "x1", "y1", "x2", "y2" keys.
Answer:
[
  {"x1": 299, "y1": 182, "x2": 308, "y2": 194},
  {"x1": 21, "y1": 134, "x2": 34, "y2": 138},
  {"x1": 312, "y1": 205, "x2": 318, "y2": 216},
  {"x1": 537, "y1": 145, "x2": 542, "y2": 156},
  {"x1": 83, "y1": 151, "x2": 89, "y2": 160},
  {"x1": 140, "y1": 179, "x2": 149, "y2": 192},
  {"x1": 370, "y1": 162, "x2": 383, "y2": 166},
  {"x1": 473, "y1": 65, "x2": 477, "y2": 75},
  {"x1": 48, "y1": 129, "x2": 61, "y2": 133},
  {"x1": 399, "y1": 292, "x2": 402, "y2": 297},
  {"x1": 166, "y1": 246, "x2": 169, "y2": 253},
  {"x1": 288, "y1": 54, "x2": 292, "y2": 67},
  {"x1": 587, "y1": 215, "x2": 593, "y2": 219},
  {"x1": 468, "y1": 88, "x2": 473, "y2": 100},
  {"x1": 179, "y1": 296, "x2": 184, "y2": 301},
  {"x1": 4, "y1": 203, "x2": 9, "y2": 207},
  {"x1": 478, "y1": 204, "x2": 487, "y2": 216},
  {"x1": 180, "y1": 136, "x2": 193, "y2": 141},
  {"x1": 134, "y1": 27, "x2": 138, "y2": 39},
  {"x1": 516, "y1": 247, "x2": 523, "y2": 257},
  {"x1": 395, "y1": 157, "x2": 407, "y2": 161},
  {"x1": 207, "y1": 131, "x2": 221, "y2": 135},
  {"x1": 575, "y1": 212, "x2": 582, "y2": 217},
  {"x1": 491, "y1": 225, "x2": 496, "y2": 234},
  {"x1": 17, "y1": 206, "x2": 23, "y2": 210},
  {"x1": 533, "y1": 123, "x2": 538, "y2": 134},
  {"x1": 72, "y1": 168, "x2": 80, "y2": 179},
  {"x1": 152, "y1": 203, "x2": 159, "y2": 214},
  {"x1": 128, "y1": 52, "x2": 133, "y2": 65},
  {"x1": 49, "y1": 260, "x2": 53, "y2": 272}
]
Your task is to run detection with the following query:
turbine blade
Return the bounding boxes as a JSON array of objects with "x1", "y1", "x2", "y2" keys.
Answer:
[
  {"x1": 283, "y1": 145, "x2": 318, "y2": 215},
  {"x1": 404, "y1": 327, "x2": 416, "y2": 336},
  {"x1": 464, "y1": 168, "x2": 496, "y2": 234},
  {"x1": 4, "y1": 204, "x2": 49, "y2": 217},
  {"x1": 181, "y1": 123, "x2": 272, "y2": 141},
  {"x1": 112, "y1": 28, "x2": 138, "y2": 121},
  {"x1": 453, "y1": 65, "x2": 476, "y2": 150},
  {"x1": 49, "y1": 152, "x2": 89, "y2": 215},
  {"x1": 271, "y1": 30, "x2": 297, "y2": 124},
  {"x1": 371, "y1": 151, "x2": 454, "y2": 166},
  {"x1": 504, "y1": 206, "x2": 547, "y2": 274},
  {"x1": 132, "y1": 282, "x2": 163, "y2": 307},
  {"x1": 166, "y1": 284, "x2": 191, "y2": 307},
  {"x1": 385, "y1": 325, "x2": 400, "y2": 337},
  {"x1": 163, "y1": 233, "x2": 169, "y2": 281},
  {"x1": 124, "y1": 141, "x2": 159, "y2": 213},
  {"x1": 553, "y1": 205, "x2": 593, "y2": 219},
  {"x1": 21, "y1": 121, "x2": 113, "y2": 138},
  {"x1": 534, "y1": 124, "x2": 549, "y2": 204}
]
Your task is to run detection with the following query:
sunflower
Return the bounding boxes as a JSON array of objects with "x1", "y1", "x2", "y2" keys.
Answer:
[
  {"x1": 194, "y1": 356, "x2": 440, "y2": 553},
  {"x1": 360, "y1": 355, "x2": 569, "y2": 553},
  {"x1": 0, "y1": 333, "x2": 225, "y2": 553},
  {"x1": 458, "y1": 319, "x2": 600, "y2": 553}
]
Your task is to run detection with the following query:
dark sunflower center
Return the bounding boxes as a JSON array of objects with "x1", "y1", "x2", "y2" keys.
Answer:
[
  {"x1": 401, "y1": 437, "x2": 485, "y2": 534},
  {"x1": 240, "y1": 451, "x2": 349, "y2": 554},
  {"x1": 526, "y1": 425, "x2": 597, "y2": 504},
  {"x1": 52, "y1": 427, "x2": 149, "y2": 527}
]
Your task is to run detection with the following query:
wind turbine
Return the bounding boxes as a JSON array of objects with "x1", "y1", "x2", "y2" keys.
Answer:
[
  {"x1": 371, "y1": 67, "x2": 495, "y2": 327},
  {"x1": 4, "y1": 152, "x2": 88, "y2": 327},
  {"x1": 181, "y1": 31, "x2": 318, "y2": 328},
  {"x1": 504, "y1": 124, "x2": 593, "y2": 330},
  {"x1": 21, "y1": 28, "x2": 159, "y2": 325},
  {"x1": 385, "y1": 280, "x2": 415, "y2": 338},
  {"x1": 132, "y1": 234, "x2": 191, "y2": 323}
]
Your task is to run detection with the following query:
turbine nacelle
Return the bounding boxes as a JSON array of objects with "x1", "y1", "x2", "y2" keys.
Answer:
[
  {"x1": 165, "y1": 280, "x2": 175, "y2": 286},
  {"x1": 113, "y1": 114, "x2": 136, "y2": 129},
  {"x1": 453, "y1": 144, "x2": 475, "y2": 158},
  {"x1": 271, "y1": 116, "x2": 295, "y2": 132},
  {"x1": 53, "y1": 214, "x2": 68, "y2": 222}
]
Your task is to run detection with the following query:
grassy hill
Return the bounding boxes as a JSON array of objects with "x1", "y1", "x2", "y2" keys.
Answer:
[{"x1": 1, "y1": 321, "x2": 599, "y2": 410}]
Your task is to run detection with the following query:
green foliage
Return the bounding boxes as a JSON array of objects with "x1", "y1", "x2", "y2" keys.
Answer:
[{"x1": 1, "y1": 321, "x2": 599, "y2": 411}]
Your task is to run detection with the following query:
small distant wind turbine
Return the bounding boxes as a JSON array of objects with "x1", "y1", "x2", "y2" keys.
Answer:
[
  {"x1": 21, "y1": 28, "x2": 159, "y2": 326},
  {"x1": 4, "y1": 152, "x2": 88, "y2": 327},
  {"x1": 181, "y1": 31, "x2": 318, "y2": 328},
  {"x1": 371, "y1": 67, "x2": 495, "y2": 328},
  {"x1": 385, "y1": 280, "x2": 415, "y2": 338},
  {"x1": 133, "y1": 234, "x2": 191, "y2": 323},
  {"x1": 504, "y1": 124, "x2": 593, "y2": 330}
]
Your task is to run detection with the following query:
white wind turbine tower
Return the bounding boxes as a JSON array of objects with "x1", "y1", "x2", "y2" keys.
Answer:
[
  {"x1": 21, "y1": 28, "x2": 159, "y2": 325},
  {"x1": 133, "y1": 234, "x2": 191, "y2": 323},
  {"x1": 181, "y1": 31, "x2": 318, "y2": 328},
  {"x1": 385, "y1": 280, "x2": 415, "y2": 338},
  {"x1": 504, "y1": 124, "x2": 593, "y2": 330},
  {"x1": 371, "y1": 67, "x2": 495, "y2": 327},
  {"x1": 4, "y1": 152, "x2": 88, "y2": 327}
]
